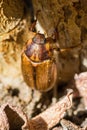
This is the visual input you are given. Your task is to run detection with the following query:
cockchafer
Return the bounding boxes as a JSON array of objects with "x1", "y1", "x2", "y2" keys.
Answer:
[
  {"x1": 21, "y1": 32, "x2": 82, "y2": 92},
  {"x1": 21, "y1": 33, "x2": 59, "y2": 91}
]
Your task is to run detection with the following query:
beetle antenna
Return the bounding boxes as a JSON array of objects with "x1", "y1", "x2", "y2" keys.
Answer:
[
  {"x1": 29, "y1": 10, "x2": 41, "y2": 32},
  {"x1": 59, "y1": 43, "x2": 82, "y2": 52},
  {"x1": 51, "y1": 42, "x2": 82, "y2": 52}
]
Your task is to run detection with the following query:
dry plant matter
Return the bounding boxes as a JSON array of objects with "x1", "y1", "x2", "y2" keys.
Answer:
[
  {"x1": 0, "y1": 0, "x2": 87, "y2": 130},
  {"x1": 75, "y1": 72, "x2": 87, "y2": 109},
  {"x1": 0, "y1": 89, "x2": 73, "y2": 130}
]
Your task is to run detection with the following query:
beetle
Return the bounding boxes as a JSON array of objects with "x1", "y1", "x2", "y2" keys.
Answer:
[
  {"x1": 21, "y1": 31, "x2": 81, "y2": 92},
  {"x1": 21, "y1": 14, "x2": 82, "y2": 92},
  {"x1": 21, "y1": 33, "x2": 59, "y2": 92}
]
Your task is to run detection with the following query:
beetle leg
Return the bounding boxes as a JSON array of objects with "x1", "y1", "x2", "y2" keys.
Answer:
[
  {"x1": 52, "y1": 50, "x2": 59, "y2": 102},
  {"x1": 29, "y1": 10, "x2": 41, "y2": 32},
  {"x1": 62, "y1": 43, "x2": 82, "y2": 51}
]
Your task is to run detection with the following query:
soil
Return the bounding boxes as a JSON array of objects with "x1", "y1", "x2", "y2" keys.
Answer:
[{"x1": 0, "y1": 0, "x2": 87, "y2": 129}]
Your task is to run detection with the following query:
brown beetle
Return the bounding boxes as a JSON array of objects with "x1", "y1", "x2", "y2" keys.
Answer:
[
  {"x1": 21, "y1": 33, "x2": 59, "y2": 92},
  {"x1": 21, "y1": 31, "x2": 82, "y2": 92}
]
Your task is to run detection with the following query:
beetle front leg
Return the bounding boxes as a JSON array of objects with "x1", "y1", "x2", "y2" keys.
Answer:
[{"x1": 52, "y1": 50, "x2": 59, "y2": 103}]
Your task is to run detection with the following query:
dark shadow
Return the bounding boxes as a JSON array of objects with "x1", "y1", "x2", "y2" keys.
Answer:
[
  {"x1": 64, "y1": 97, "x2": 87, "y2": 126},
  {"x1": 24, "y1": 0, "x2": 34, "y2": 22},
  {"x1": 7, "y1": 88, "x2": 19, "y2": 97},
  {"x1": 31, "y1": 89, "x2": 54, "y2": 117},
  {"x1": 31, "y1": 83, "x2": 70, "y2": 117}
]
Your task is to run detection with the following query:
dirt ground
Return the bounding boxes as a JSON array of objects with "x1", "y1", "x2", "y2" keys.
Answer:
[
  {"x1": 0, "y1": 74, "x2": 87, "y2": 130},
  {"x1": 0, "y1": 0, "x2": 87, "y2": 129}
]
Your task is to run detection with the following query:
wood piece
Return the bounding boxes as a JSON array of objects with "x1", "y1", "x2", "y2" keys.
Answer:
[
  {"x1": 29, "y1": 89, "x2": 73, "y2": 130},
  {"x1": 0, "y1": 89, "x2": 73, "y2": 130}
]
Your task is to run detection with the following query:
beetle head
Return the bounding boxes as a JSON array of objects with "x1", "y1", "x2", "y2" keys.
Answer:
[{"x1": 32, "y1": 33, "x2": 46, "y2": 44}]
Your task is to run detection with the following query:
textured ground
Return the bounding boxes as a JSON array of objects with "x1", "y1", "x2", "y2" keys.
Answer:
[{"x1": 0, "y1": 0, "x2": 87, "y2": 129}]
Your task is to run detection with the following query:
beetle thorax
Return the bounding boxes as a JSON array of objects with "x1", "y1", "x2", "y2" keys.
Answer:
[
  {"x1": 24, "y1": 33, "x2": 53, "y2": 62},
  {"x1": 25, "y1": 42, "x2": 52, "y2": 62}
]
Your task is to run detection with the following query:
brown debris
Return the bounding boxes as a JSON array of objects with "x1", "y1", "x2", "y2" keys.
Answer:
[
  {"x1": 60, "y1": 119, "x2": 85, "y2": 130},
  {"x1": 0, "y1": 103, "x2": 29, "y2": 130},
  {"x1": 74, "y1": 72, "x2": 87, "y2": 108},
  {"x1": 0, "y1": 89, "x2": 73, "y2": 130}
]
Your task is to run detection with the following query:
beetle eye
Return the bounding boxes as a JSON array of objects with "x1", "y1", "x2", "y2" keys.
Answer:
[{"x1": 32, "y1": 33, "x2": 46, "y2": 44}]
